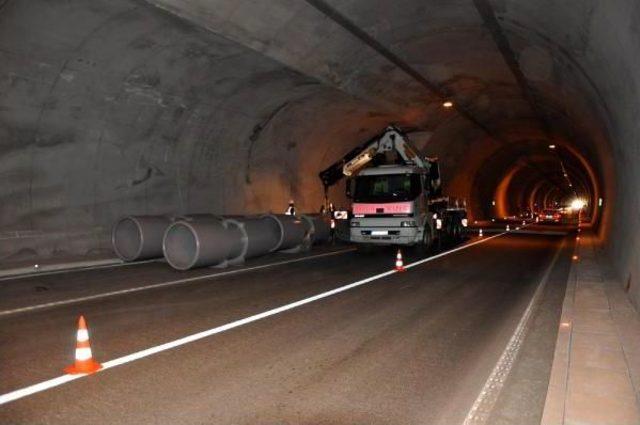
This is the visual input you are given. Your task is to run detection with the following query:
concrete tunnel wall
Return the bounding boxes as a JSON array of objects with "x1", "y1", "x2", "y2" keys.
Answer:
[{"x1": 1, "y1": 0, "x2": 639, "y2": 309}]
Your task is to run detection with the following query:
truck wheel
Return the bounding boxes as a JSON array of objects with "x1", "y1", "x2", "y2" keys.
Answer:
[
  {"x1": 448, "y1": 218, "x2": 464, "y2": 242},
  {"x1": 418, "y1": 226, "x2": 433, "y2": 252},
  {"x1": 452, "y1": 220, "x2": 461, "y2": 241}
]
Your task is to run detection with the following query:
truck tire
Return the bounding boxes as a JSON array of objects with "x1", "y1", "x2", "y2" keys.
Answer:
[
  {"x1": 415, "y1": 225, "x2": 433, "y2": 254},
  {"x1": 452, "y1": 219, "x2": 463, "y2": 242}
]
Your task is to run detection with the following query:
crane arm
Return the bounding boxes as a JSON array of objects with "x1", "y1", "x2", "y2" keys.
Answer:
[
  {"x1": 318, "y1": 125, "x2": 430, "y2": 190},
  {"x1": 343, "y1": 126, "x2": 427, "y2": 176}
]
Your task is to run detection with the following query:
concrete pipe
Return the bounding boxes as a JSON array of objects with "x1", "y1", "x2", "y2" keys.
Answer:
[
  {"x1": 265, "y1": 214, "x2": 308, "y2": 252},
  {"x1": 223, "y1": 216, "x2": 282, "y2": 260},
  {"x1": 300, "y1": 214, "x2": 330, "y2": 244},
  {"x1": 112, "y1": 215, "x2": 172, "y2": 261},
  {"x1": 162, "y1": 217, "x2": 244, "y2": 270},
  {"x1": 171, "y1": 213, "x2": 221, "y2": 222}
]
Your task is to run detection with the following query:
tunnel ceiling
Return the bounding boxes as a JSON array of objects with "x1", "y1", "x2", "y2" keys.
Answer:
[{"x1": 2, "y1": 0, "x2": 639, "y2": 287}]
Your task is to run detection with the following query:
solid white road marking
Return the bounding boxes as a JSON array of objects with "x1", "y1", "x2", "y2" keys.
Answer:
[
  {"x1": 0, "y1": 249, "x2": 355, "y2": 317},
  {"x1": 462, "y1": 237, "x2": 565, "y2": 425},
  {"x1": 0, "y1": 232, "x2": 508, "y2": 405}
]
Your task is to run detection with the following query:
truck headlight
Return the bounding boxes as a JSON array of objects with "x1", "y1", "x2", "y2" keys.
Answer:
[{"x1": 400, "y1": 221, "x2": 416, "y2": 227}]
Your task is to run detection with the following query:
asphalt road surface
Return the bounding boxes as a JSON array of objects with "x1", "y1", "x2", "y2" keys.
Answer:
[{"x1": 0, "y1": 228, "x2": 573, "y2": 424}]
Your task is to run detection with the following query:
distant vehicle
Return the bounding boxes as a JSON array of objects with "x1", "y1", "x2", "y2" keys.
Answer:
[
  {"x1": 519, "y1": 209, "x2": 533, "y2": 219},
  {"x1": 539, "y1": 209, "x2": 561, "y2": 224}
]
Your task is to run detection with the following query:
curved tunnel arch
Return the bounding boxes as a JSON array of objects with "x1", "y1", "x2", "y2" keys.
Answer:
[{"x1": 0, "y1": 0, "x2": 638, "y2": 306}]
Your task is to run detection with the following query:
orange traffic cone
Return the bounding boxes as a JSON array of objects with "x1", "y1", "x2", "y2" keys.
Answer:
[
  {"x1": 64, "y1": 315, "x2": 102, "y2": 374},
  {"x1": 395, "y1": 249, "x2": 406, "y2": 272}
]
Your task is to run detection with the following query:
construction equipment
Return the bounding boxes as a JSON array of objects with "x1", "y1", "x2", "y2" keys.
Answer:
[{"x1": 319, "y1": 126, "x2": 467, "y2": 249}]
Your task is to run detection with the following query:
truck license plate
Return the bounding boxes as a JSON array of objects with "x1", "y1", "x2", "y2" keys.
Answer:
[{"x1": 371, "y1": 230, "x2": 389, "y2": 236}]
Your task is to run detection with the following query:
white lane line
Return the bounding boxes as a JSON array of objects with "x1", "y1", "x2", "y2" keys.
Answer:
[
  {"x1": 0, "y1": 232, "x2": 509, "y2": 405},
  {"x1": 0, "y1": 249, "x2": 356, "y2": 317},
  {"x1": 462, "y1": 236, "x2": 565, "y2": 425}
]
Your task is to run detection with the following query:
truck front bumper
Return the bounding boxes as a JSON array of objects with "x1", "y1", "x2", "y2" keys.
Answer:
[{"x1": 350, "y1": 227, "x2": 419, "y2": 245}]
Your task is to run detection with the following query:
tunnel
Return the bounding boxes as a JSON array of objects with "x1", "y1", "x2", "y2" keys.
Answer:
[{"x1": 1, "y1": 1, "x2": 639, "y2": 423}]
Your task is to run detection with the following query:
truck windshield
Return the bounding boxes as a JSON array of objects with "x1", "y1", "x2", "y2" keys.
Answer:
[{"x1": 353, "y1": 173, "x2": 422, "y2": 203}]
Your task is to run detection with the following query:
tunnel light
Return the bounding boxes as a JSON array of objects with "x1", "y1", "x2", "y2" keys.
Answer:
[
  {"x1": 442, "y1": 100, "x2": 454, "y2": 108},
  {"x1": 598, "y1": 197, "x2": 603, "y2": 207},
  {"x1": 491, "y1": 200, "x2": 496, "y2": 206},
  {"x1": 548, "y1": 144, "x2": 556, "y2": 149},
  {"x1": 570, "y1": 199, "x2": 586, "y2": 211}
]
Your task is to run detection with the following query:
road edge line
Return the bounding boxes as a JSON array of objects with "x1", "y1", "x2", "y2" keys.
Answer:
[{"x1": 462, "y1": 235, "x2": 566, "y2": 425}]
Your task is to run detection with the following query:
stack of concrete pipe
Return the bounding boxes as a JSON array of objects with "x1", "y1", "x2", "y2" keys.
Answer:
[{"x1": 111, "y1": 213, "x2": 330, "y2": 270}]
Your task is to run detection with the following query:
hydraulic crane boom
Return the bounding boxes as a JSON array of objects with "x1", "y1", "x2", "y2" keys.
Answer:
[
  {"x1": 342, "y1": 126, "x2": 427, "y2": 176},
  {"x1": 318, "y1": 126, "x2": 430, "y2": 190}
]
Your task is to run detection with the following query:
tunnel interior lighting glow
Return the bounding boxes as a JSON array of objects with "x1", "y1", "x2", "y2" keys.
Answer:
[
  {"x1": 548, "y1": 144, "x2": 556, "y2": 149},
  {"x1": 442, "y1": 100, "x2": 453, "y2": 108},
  {"x1": 570, "y1": 199, "x2": 586, "y2": 210},
  {"x1": 598, "y1": 197, "x2": 603, "y2": 207}
]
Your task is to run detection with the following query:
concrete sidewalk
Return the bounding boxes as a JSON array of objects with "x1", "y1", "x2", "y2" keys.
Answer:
[{"x1": 542, "y1": 232, "x2": 640, "y2": 424}]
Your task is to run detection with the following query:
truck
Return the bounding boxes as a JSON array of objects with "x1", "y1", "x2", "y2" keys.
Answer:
[{"x1": 319, "y1": 125, "x2": 467, "y2": 250}]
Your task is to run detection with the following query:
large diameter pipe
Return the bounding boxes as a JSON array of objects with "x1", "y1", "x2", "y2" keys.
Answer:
[
  {"x1": 223, "y1": 216, "x2": 281, "y2": 260},
  {"x1": 162, "y1": 217, "x2": 244, "y2": 270},
  {"x1": 112, "y1": 215, "x2": 172, "y2": 261},
  {"x1": 300, "y1": 214, "x2": 330, "y2": 244},
  {"x1": 171, "y1": 213, "x2": 221, "y2": 221},
  {"x1": 264, "y1": 214, "x2": 308, "y2": 252},
  {"x1": 222, "y1": 214, "x2": 310, "y2": 261}
]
